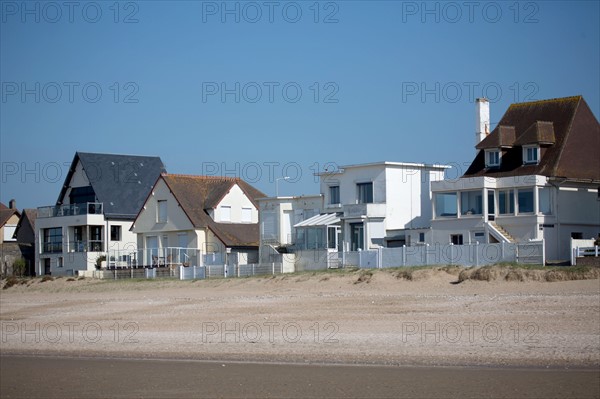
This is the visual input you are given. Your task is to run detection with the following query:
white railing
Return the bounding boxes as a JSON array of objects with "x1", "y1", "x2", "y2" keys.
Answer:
[
  {"x1": 38, "y1": 202, "x2": 103, "y2": 218},
  {"x1": 572, "y1": 246, "x2": 599, "y2": 266}
]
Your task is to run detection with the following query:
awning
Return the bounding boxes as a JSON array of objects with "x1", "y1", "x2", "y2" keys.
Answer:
[{"x1": 294, "y1": 213, "x2": 341, "y2": 228}]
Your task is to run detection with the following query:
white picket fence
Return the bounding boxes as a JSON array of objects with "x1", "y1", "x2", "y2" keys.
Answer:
[{"x1": 295, "y1": 241, "x2": 545, "y2": 271}]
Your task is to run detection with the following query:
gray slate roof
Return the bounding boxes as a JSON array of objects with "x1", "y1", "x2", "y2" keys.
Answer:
[{"x1": 58, "y1": 152, "x2": 166, "y2": 219}]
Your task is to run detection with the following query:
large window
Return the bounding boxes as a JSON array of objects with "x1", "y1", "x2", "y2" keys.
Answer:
[
  {"x1": 357, "y1": 182, "x2": 373, "y2": 204},
  {"x1": 498, "y1": 190, "x2": 514, "y2": 215},
  {"x1": 157, "y1": 200, "x2": 167, "y2": 223},
  {"x1": 485, "y1": 150, "x2": 500, "y2": 168},
  {"x1": 329, "y1": 186, "x2": 340, "y2": 205},
  {"x1": 435, "y1": 192, "x2": 457, "y2": 217},
  {"x1": 517, "y1": 188, "x2": 534, "y2": 214},
  {"x1": 538, "y1": 187, "x2": 552, "y2": 215},
  {"x1": 43, "y1": 228, "x2": 63, "y2": 253},
  {"x1": 460, "y1": 191, "x2": 483, "y2": 216},
  {"x1": 523, "y1": 146, "x2": 539, "y2": 164}
]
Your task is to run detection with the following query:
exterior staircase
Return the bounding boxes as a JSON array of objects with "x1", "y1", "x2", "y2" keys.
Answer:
[{"x1": 486, "y1": 221, "x2": 516, "y2": 243}]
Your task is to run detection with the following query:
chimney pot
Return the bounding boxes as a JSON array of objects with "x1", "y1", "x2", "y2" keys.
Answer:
[{"x1": 9, "y1": 199, "x2": 16, "y2": 210}]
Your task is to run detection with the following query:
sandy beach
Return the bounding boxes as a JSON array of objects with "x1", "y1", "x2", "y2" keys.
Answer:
[{"x1": 1, "y1": 267, "x2": 599, "y2": 368}]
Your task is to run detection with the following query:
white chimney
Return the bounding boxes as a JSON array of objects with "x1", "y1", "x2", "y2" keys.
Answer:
[{"x1": 475, "y1": 98, "x2": 490, "y2": 147}]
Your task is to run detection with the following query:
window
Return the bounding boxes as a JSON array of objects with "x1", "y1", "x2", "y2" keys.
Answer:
[
  {"x1": 517, "y1": 188, "x2": 534, "y2": 214},
  {"x1": 357, "y1": 182, "x2": 373, "y2": 204},
  {"x1": 261, "y1": 211, "x2": 277, "y2": 240},
  {"x1": 3, "y1": 224, "x2": 16, "y2": 241},
  {"x1": 571, "y1": 232, "x2": 583, "y2": 239},
  {"x1": 329, "y1": 186, "x2": 340, "y2": 204},
  {"x1": 419, "y1": 232, "x2": 425, "y2": 242},
  {"x1": 450, "y1": 234, "x2": 463, "y2": 245},
  {"x1": 221, "y1": 206, "x2": 231, "y2": 222},
  {"x1": 460, "y1": 191, "x2": 483, "y2": 215},
  {"x1": 523, "y1": 146, "x2": 540, "y2": 164},
  {"x1": 241, "y1": 208, "x2": 252, "y2": 223},
  {"x1": 43, "y1": 228, "x2": 62, "y2": 253},
  {"x1": 485, "y1": 150, "x2": 500, "y2": 167},
  {"x1": 58, "y1": 257, "x2": 63, "y2": 268},
  {"x1": 435, "y1": 192, "x2": 457, "y2": 217},
  {"x1": 498, "y1": 190, "x2": 514, "y2": 215},
  {"x1": 157, "y1": 200, "x2": 167, "y2": 223},
  {"x1": 110, "y1": 225, "x2": 121, "y2": 241},
  {"x1": 539, "y1": 187, "x2": 552, "y2": 215}
]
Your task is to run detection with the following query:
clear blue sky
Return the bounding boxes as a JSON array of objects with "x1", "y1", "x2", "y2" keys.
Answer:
[{"x1": 1, "y1": 0, "x2": 599, "y2": 209}]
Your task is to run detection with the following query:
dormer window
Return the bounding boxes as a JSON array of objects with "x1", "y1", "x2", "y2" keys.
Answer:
[
  {"x1": 485, "y1": 149, "x2": 500, "y2": 168},
  {"x1": 523, "y1": 145, "x2": 540, "y2": 165}
]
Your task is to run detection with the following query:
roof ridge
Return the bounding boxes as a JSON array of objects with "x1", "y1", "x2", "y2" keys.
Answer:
[
  {"x1": 163, "y1": 173, "x2": 240, "y2": 181},
  {"x1": 508, "y1": 95, "x2": 582, "y2": 108}
]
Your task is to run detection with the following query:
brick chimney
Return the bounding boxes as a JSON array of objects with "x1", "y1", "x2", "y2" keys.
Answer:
[
  {"x1": 475, "y1": 98, "x2": 490, "y2": 148},
  {"x1": 9, "y1": 199, "x2": 16, "y2": 210}
]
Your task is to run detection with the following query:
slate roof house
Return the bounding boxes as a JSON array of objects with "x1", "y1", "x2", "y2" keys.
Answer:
[
  {"x1": 12, "y1": 208, "x2": 38, "y2": 276},
  {"x1": 0, "y1": 200, "x2": 21, "y2": 276},
  {"x1": 430, "y1": 96, "x2": 600, "y2": 262},
  {"x1": 36, "y1": 152, "x2": 166, "y2": 275},
  {"x1": 129, "y1": 174, "x2": 266, "y2": 268}
]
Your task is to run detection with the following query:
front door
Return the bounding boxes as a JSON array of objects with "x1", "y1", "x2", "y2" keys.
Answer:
[
  {"x1": 146, "y1": 236, "x2": 158, "y2": 266},
  {"x1": 350, "y1": 223, "x2": 364, "y2": 251},
  {"x1": 43, "y1": 258, "x2": 51, "y2": 275}
]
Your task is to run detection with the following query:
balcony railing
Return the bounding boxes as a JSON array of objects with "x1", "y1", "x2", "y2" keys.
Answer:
[
  {"x1": 42, "y1": 243, "x2": 63, "y2": 253},
  {"x1": 38, "y1": 202, "x2": 103, "y2": 218},
  {"x1": 343, "y1": 203, "x2": 386, "y2": 218},
  {"x1": 68, "y1": 240, "x2": 104, "y2": 252}
]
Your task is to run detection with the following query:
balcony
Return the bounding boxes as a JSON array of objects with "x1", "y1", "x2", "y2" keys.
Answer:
[
  {"x1": 343, "y1": 203, "x2": 386, "y2": 219},
  {"x1": 38, "y1": 202, "x2": 103, "y2": 218}
]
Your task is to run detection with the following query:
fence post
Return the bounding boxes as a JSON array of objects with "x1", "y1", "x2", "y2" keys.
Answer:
[
  {"x1": 131, "y1": 268, "x2": 133, "y2": 279},
  {"x1": 501, "y1": 241, "x2": 504, "y2": 261},
  {"x1": 272, "y1": 262, "x2": 275, "y2": 275},
  {"x1": 475, "y1": 242, "x2": 479, "y2": 267},
  {"x1": 449, "y1": 243, "x2": 453, "y2": 266},
  {"x1": 207, "y1": 264, "x2": 211, "y2": 279},
  {"x1": 252, "y1": 263, "x2": 255, "y2": 276},
  {"x1": 542, "y1": 239, "x2": 546, "y2": 266},
  {"x1": 402, "y1": 245, "x2": 406, "y2": 267},
  {"x1": 425, "y1": 244, "x2": 429, "y2": 265},
  {"x1": 596, "y1": 245, "x2": 599, "y2": 257}
]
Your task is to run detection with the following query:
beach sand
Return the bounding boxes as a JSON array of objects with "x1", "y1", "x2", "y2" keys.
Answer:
[{"x1": 1, "y1": 267, "x2": 599, "y2": 368}]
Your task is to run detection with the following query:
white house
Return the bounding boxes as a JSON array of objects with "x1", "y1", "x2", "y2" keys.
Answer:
[
  {"x1": 295, "y1": 161, "x2": 449, "y2": 253},
  {"x1": 430, "y1": 96, "x2": 600, "y2": 262},
  {"x1": 130, "y1": 174, "x2": 266, "y2": 267},
  {"x1": 257, "y1": 195, "x2": 322, "y2": 263},
  {"x1": 35, "y1": 152, "x2": 166, "y2": 275}
]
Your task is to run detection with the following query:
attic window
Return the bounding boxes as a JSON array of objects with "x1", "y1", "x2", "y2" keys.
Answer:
[
  {"x1": 484, "y1": 149, "x2": 500, "y2": 168},
  {"x1": 523, "y1": 145, "x2": 540, "y2": 165}
]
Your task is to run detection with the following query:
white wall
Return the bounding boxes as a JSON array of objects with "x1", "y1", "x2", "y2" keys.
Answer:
[{"x1": 214, "y1": 184, "x2": 258, "y2": 223}]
